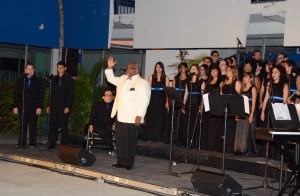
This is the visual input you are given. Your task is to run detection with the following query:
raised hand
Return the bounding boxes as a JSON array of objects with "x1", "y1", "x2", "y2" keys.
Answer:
[{"x1": 107, "y1": 57, "x2": 117, "y2": 69}]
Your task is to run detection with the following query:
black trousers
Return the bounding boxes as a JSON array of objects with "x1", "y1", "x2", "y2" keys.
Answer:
[
  {"x1": 115, "y1": 119, "x2": 141, "y2": 167},
  {"x1": 18, "y1": 109, "x2": 38, "y2": 146},
  {"x1": 94, "y1": 124, "x2": 113, "y2": 146},
  {"x1": 48, "y1": 110, "x2": 69, "y2": 146}
]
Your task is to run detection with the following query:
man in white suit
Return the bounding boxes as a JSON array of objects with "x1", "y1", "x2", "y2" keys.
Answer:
[{"x1": 105, "y1": 57, "x2": 151, "y2": 170}]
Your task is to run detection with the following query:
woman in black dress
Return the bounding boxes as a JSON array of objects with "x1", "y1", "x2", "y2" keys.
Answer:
[
  {"x1": 234, "y1": 73, "x2": 258, "y2": 155},
  {"x1": 202, "y1": 65, "x2": 222, "y2": 151},
  {"x1": 261, "y1": 65, "x2": 288, "y2": 122},
  {"x1": 182, "y1": 64, "x2": 204, "y2": 148},
  {"x1": 143, "y1": 62, "x2": 170, "y2": 142},
  {"x1": 172, "y1": 62, "x2": 188, "y2": 146},
  {"x1": 260, "y1": 65, "x2": 288, "y2": 160},
  {"x1": 220, "y1": 65, "x2": 242, "y2": 153}
]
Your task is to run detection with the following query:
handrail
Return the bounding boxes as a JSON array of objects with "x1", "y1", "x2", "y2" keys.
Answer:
[
  {"x1": 251, "y1": 0, "x2": 286, "y2": 3},
  {"x1": 114, "y1": 0, "x2": 135, "y2": 14},
  {"x1": 113, "y1": 0, "x2": 286, "y2": 14}
]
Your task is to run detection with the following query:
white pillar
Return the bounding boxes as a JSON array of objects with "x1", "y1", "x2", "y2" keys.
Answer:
[{"x1": 50, "y1": 48, "x2": 59, "y2": 75}]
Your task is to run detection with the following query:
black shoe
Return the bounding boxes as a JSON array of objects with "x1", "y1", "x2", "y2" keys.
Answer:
[
  {"x1": 48, "y1": 145, "x2": 56, "y2": 149},
  {"x1": 123, "y1": 165, "x2": 133, "y2": 170},
  {"x1": 112, "y1": 164, "x2": 123, "y2": 168}
]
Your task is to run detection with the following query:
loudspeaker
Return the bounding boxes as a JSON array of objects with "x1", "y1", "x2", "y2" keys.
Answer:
[
  {"x1": 191, "y1": 170, "x2": 243, "y2": 196},
  {"x1": 58, "y1": 144, "x2": 96, "y2": 166}
]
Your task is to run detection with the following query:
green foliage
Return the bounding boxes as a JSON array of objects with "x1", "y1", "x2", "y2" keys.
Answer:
[
  {"x1": 0, "y1": 81, "x2": 19, "y2": 133},
  {"x1": 69, "y1": 67, "x2": 94, "y2": 134},
  {"x1": 186, "y1": 52, "x2": 208, "y2": 68},
  {"x1": 69, "y1": 59, "x2": 111, "y2": 134}
]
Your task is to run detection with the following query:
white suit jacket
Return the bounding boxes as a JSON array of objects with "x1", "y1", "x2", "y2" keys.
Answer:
[{"x1": 105, "y1": 69, "x2": 151, "y2": 124}]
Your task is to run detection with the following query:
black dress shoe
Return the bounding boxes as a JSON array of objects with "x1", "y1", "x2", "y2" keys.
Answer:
[
  {"x1": 112, "y1": 164, "x2": 123, "y2": 168},
  {"x1": 123, "y1": 165, "x2": 133, "y2": 170}
]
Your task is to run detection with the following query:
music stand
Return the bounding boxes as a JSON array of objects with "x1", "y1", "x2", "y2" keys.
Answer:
[
  {"x1": 207, "y1": 94, "x2": 247, "y2": 174},
  {"x1": 162, "y1": 87, "x2": 183, "y2": 177},
  {"x1": 268, "y1": 103, "x2": 300, "y2": 194}
]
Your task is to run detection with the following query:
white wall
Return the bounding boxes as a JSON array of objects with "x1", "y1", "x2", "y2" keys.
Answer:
[
  {"x1": 134, "y1": 0, "x2": 250, "y2": 49},
  {"x1": 284, "y1": 0, "x2": 300, "y2": 47}
]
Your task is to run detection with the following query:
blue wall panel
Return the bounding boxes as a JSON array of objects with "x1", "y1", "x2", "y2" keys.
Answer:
[
  {"x1": 0, "y1": 0, "x2": 110, "y2": 49},
  {"x1": 0, "y1": 0, "x2": 59, "y2": 48},
  {"x1": 63, "y1": 0, "x2": 110, "y2": 49}
]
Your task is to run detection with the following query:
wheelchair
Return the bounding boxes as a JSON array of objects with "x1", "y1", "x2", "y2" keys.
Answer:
[{"x1": 84, "y1": 124, "x2": 116, "y2": 155}]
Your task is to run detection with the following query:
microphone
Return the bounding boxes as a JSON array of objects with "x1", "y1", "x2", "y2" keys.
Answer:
[
  {"x1": 23, "y1": 73, "x2": 28, "y2": 77},
  {"x1": 118, "y1": 68, "x2": 127, "y2": 71},
  {"x1": 49, "y1": 74, "x2": 55, "y2": 80},
  {"x1": 190, "y1": 72, "x2": 196, "y2": 75},
  {"x1": 237, "y1": 37, "x2": 242, "y2": 45}
]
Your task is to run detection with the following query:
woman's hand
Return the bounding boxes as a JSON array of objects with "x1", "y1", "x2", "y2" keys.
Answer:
[
  {"x1": 248, "y1": 115, "x2": 254, "y2": 124},
  {"x1": 261, "y1": 112, "x2": 265, "y2": 121}
]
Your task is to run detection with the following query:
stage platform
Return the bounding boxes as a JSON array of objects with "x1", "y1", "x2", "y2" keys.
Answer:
[{"x1": 0, "y1": 134, "x2": 293, "y2": 195}]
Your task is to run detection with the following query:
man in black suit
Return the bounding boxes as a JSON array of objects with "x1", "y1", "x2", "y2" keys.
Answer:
[
  {"x1": 46, "y1": 61, "x2": 74, "y2": 149},
  {"x1": 88, "y1": 89, "x2": 115, "y2": 147},
  {"x1": 13, "y1": 63, "x2": 44, "y2": 148}
]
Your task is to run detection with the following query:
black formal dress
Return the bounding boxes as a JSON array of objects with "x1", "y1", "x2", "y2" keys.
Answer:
[
  {"x1": 259, "y1": 82, "x2": 286, "y2": 159},
  {"x1": 48, "y1": 73, "x2": 74, "y2": 148},
  {"x1": 89, "y1": 101, "x2": 114, "y2": 146},
  {"x1": 173, "y1": 76, "x2": 188, "y2": 145},
  {"x1": 202, "y1": 82, "x2": 222, "y2": 151},
  {"x1": 143, "y1": 79, "x2": 167, "y2": 142},
  {"x1": 234, "y1": 86, "x2": 257, "y2": 155},
  {"x1": 13, "y1": 76, "x2": 44, "y2": 146},
  {"x1": 183, "y1": 79, "x2": 202, "y2": 148},
  {"x1": 221, "y1": 80, "x2": 238, "y2": 153}
]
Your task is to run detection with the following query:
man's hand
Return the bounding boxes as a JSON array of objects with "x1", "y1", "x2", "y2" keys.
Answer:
[
  {"x1": 64, "y1": 108, "x2": 70, "y2": 114},
  {"x1": 13, "y1": 108, "x2": 18, "y2": 115},
  {"x1": 36, "y1": 108, "x2": 42, "y2": 115},
  {"x1": 135, "y1": 116, "x2": 142, "y2": 126},
  {"x1": 89, "y1": 125, "x2": 94, "y2": 132},
  {"x1": 46, "y1": 107, "x2": 50, "y2": 114},
  {"x1": 107, "y1": 57, "x2": 117, "y2": 69}
]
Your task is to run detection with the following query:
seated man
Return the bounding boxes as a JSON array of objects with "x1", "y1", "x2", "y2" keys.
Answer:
[{"x1": 88, "y1": 89, "x2": 115, "y2": 147}]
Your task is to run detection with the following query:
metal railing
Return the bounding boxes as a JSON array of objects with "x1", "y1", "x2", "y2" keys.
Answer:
[
  {"x1": 113, "y1": 0, "x2": 286, "y2": 14},
  {"x1": 251, "y1": 0, "x2": 286, "y2": 3},
  {"x1": 114, "y1": 0, "x2": 135, "y2": 14}
]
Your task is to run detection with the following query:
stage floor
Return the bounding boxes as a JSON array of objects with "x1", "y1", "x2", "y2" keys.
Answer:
[{"x1": 0, "y1": 134, "x2": 293, "y2": 195}]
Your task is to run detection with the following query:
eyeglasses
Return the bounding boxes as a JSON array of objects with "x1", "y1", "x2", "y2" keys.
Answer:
[
  {"x1": 127, "y1": 67, "x2": 136, "y2": 70},
  {"x1": 104, "y1": 95, "x2": 113, "y2": 97}
]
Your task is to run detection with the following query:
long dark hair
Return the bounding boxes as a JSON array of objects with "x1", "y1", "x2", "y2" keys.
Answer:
[
  {"x1": 270, "y1": 65, "x2": 287, "y2": 88},
  {"x1": 206, "y1": 65, "x2": 221, "y2": 87},
  {"x1": 200, "y1": 64, "x2": 209, "y2": 76},
  {"x1": 152, "y1": 61, "x2": 166, "y2": 86},
  {"x1": 176, "y1": 62, "x2": 188, "y2": 78}
]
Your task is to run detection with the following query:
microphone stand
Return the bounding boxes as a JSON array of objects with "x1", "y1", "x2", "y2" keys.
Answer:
[
  {"x1": 175, "y1": 77, "x2": 182, "y2": 145},
  {"x1": 21, "y1": 76, "x2": 26, "y2": 147},
  {"x1": 263, "y1": 57, "x2": 277, "y2": 190},
  {"x1": 188, "y1": 89, "x2": 204, "y2": 172},
  {"x1": 43, "y1": 76, "x2": 53, "y2": 144},
  {"x1": 185, "y1": 79, "x2": 193, "y2": 163}
]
